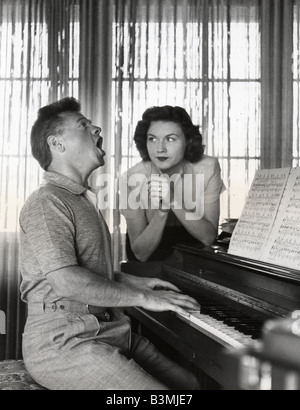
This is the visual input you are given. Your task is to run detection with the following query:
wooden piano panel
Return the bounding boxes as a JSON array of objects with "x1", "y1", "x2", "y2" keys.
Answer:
[
  {"x1": 169, "y1": 245, "x2": 300, "y2": 315},
  {"x1": 122, "y1": 244, "x2": 300, "y2": 389},
  {"x1": 126, "y1": 307, "x2": 225, "y2": 388},
  {"x1": 122, "y1": 260, "x2": 224, "y2": 388}
]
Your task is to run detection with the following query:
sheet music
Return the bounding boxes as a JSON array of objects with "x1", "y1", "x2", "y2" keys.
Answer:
[
  {"x1": 261, "y1": 168, "x2": 300, "y2": 270},
  {"x1": 228, "y1": 168, "x2": 291, "y2": 260}
]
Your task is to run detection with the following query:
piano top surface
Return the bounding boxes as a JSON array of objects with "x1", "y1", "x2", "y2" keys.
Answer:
[
  {"x1": 164, "y1": 244, "x2": 300, "y2": 316},
  {"x1": 172, "y1": 243, "x2": 300, "y2": 284},
  {"x1": 122, "y1": 244, "x2": 300, "y2": 386}
]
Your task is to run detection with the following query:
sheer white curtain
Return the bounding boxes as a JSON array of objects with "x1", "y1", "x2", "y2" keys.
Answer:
[
  {"x1": 1, "y1": 0, "x2": 300, "y2": 360},
  {"x1": 0, "y1": 0, "x2": 113, "y2": 360},
  {"x1": 0, "y1": 0, "x2": 80, "y2": 360},
  {"x1": 111, "y1": 0, "x2": 261, "y2": 264},
  {"x1": 293, "y1": 0, "x2": 300, "y2": 166},
  {"x1": 261, "y1": 0, "x2": 294, "y2": 169}
]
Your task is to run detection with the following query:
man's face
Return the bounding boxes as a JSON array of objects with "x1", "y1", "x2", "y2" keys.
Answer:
[{"x1": 59, "y1": 112, "x2": 106, "y2": 170}]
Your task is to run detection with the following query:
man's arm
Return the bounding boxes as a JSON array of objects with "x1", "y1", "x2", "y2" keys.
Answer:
[
  {"x1": 23, "y1": 196, "x2": 200, "y2": 315},
  {"x1": 47, "y1": 266, "x2": 200, "y2": 316},
  {"x1": 114, "y1": 271, "x2": 182, "y2": 292}
]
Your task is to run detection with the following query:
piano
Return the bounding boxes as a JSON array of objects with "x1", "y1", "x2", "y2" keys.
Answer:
[{"x1": 122, "y1": 244, "x2": 300, "y2": 389}]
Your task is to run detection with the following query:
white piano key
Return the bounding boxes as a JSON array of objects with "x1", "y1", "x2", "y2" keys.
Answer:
[{"x1": 177, "y1": 311, "x2": 255, "y2": 349}]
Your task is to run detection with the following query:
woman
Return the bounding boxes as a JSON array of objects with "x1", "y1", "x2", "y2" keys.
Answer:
[{"x1": 120, "y1": 106, "x2": 225, "y2": 262}]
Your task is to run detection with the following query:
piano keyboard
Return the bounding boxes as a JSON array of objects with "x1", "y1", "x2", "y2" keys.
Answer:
[
  {"x1": 177, "y1": 311, "x2": 258, "y2": 349},
  {"x1": 165, "y1": 271, "x2": 268, "y2": 350}
]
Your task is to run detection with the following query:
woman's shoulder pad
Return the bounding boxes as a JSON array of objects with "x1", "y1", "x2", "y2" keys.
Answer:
[
  {"x1": 189, "y1": 155, "x2": 219, "y2": 170},
  {"x1": 125, "y1": 161, "x2": 151, "y2": 177}
]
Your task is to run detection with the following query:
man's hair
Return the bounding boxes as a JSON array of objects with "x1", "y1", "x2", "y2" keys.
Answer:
[
  {"x1": 134, "y1": 106, "x2": 205, "y2": 163},
  {"x1": 31, "y1": 97, "x2": 81, "y2": 170}
]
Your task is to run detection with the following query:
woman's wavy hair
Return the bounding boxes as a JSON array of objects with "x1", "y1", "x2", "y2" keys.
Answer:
[{"x1": 134, "y1": 106, "x2": 205, "y2": 163}]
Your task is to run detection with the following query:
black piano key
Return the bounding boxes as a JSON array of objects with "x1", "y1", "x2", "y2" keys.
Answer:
[{"x1": 198, "y1": 300, "x2": 265, "y2": 338}]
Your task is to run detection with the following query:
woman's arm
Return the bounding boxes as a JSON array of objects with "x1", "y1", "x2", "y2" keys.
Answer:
[
  {"x1": 170, "y1": 159, "x2": 223, "y2": 246},
  {"x1": 120, "y1": 170, "x2": 171, "y2": 262},
  {"x1": 171, "y1": 199, "x2": 220, "y2": 247},
  {"x1": 126, "y1": 209, "x2": 170, "y2": 262}
]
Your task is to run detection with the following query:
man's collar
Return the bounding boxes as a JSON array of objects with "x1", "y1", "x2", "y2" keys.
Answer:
[{"x1": 43, "y1": 171, "x2": 87, "y2": 195}]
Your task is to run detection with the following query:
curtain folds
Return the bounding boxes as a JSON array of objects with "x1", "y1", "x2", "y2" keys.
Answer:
[
  {"x1": 261, "y1": 0, "x2": 294, "y2": 169},
  {"x1": 293, "y1": 0, "x2": 300, "y2": 166},
  {"x1": 112, "y1": 0, "x2": 261, "y2": 240},
  {"x1": 79, "y1": 0, "x2": 112, "y2": 148},
  {"x1": 0, "y1": 0, "x2": 299, "y2": 361},
  {"x1": 78, "y1": 0, "x2": 114, "y2": 261},
  {"x1": 0, "y1": 0, "x2": 80, "y2": 360}
]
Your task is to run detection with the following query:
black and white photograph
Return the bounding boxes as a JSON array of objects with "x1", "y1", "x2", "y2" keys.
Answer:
[{"x1": 1, "y1": 0, "x2": 300, "y2": 393}]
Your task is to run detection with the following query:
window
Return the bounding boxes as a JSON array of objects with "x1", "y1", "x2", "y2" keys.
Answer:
[
  {"x1": 0, "y1": 0, "x2": 80, "y2": 233},
  {"x1": 112, "y1": 0, "x2": 261, "y2": 226},
  {"x1": 0, "y1": 0, "x2": 80, "y2": 360}
]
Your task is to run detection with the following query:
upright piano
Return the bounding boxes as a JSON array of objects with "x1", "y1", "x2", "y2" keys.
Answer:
[{"x1": 122, "y1": 244, "x2": 300, "y2": 389}]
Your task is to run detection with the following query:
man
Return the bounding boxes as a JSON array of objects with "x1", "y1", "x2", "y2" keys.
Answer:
[{"x1": 19, "y1": 98, "x2": 200, "y2": 390}]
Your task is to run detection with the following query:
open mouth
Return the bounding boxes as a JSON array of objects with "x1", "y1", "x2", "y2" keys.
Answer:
[
  {"x1": 156, "y1": 157, "x2": 170, "y2": 162},
  {"x1": 96, "y1": 137, "x2": 106, "y2": 155}
]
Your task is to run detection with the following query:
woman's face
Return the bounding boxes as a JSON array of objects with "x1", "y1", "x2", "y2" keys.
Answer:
[{"x1": 146, "y1": 121, "x2": 186, "y2": 173}]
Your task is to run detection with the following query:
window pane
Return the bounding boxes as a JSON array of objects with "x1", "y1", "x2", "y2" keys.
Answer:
[
  {"x1": 112, "y1": 0, "x2": 261, "y2": 239},
  {"x1": 225, "y1": 159, "x2": 260, "y2": 219},
  {"x1": 0, "y1": 1, "x2": 80, "y2": 233},
  {"x1": 230, "y1": 20, "x2": 260, "y2": 79},
  {"x1": 230, "y1": 82, "x2": 261, "y2": 158}
]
